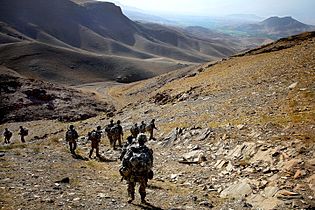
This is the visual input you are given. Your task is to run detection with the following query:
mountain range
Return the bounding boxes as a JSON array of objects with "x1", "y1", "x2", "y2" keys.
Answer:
[{"x1": 0, "y1": 0, "x2": 251, "y2": 85}]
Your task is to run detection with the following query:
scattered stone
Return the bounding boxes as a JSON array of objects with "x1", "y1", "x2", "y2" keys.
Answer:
[
  {"x1": 263, "y1": 186, "x2": 279, "y2": 197},
  {"x1": 237, "y1": 124, "x2": 246, "y2": 130},
  {"x1": 220, "y1": 179, "x2": 252, "y2": 199},
  {"x1": 0, "y1": 152, "x2": 5, "y2": 157},
  {"x1": 294, "y1": 169, "x2": 306, "y2": 179},
  {"x1": 73, "y1": 197, "x2": 80, "y2": 201},
  {"x1": 199, "y1": 201, "x2": 213, "y2": 208},
  {"x1": 248, "y1": 194, "x2": 282, "y2": 210},
  {"x1": 288, "y1": 82, "x2": 298, "y2": 89},
  {"x1": 307, "y1": 174, "x2": 315, "y2": 193},
  {"x1": 276, "y1": 190, "x2": 302, "y2": 199},
  {"x1": 55, "y1": 177, "x2": 70, "y2": 184},
  {"x1": 281, "y1": 159, "x2": 302, "y2": 172}
]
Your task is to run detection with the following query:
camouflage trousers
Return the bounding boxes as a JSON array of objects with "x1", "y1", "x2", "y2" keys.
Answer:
[
  {"x1": 68, "y1": 141, "x2": 77, "y2": 154},
  {"x1": 127, "y1": 176, "x2": 147, "y2": 200},
  {"x1": 89, "y1": 142, "x2": 100, "y2": 158}
]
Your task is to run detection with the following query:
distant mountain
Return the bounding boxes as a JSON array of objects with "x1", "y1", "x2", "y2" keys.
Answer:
[
  {"x1": 0, "y1": 0, "x2": 249, "y2": 85},
  {"x1": 239, "y1": 16, "x2": 314, "y2": 39}
]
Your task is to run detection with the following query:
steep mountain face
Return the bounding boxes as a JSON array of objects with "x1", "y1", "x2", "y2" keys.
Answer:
[
  {"x1": 239, "y1": 16, "x2": 314, "y2": 39},
  {"x1": 0, "y1": 0, "x2": 241, "y2": 62}
]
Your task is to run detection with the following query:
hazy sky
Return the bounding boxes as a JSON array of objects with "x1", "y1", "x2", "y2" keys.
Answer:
[{"x1": 106, "y1": 0, "x2": 315, "y2": 24}]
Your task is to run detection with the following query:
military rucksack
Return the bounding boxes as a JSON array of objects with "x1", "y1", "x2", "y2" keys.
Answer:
[
  {"x1": 110, "y1": 125, "x2": 121, "y2": 135},
  {"x1": 139, "y1": 124, "x2": 146, "y2": 133},
  {"x1": 5, "y1": 131, "x2": 12, "y2": 138},
  {"x1": 130, "y1": 126, "x2": 139, "y2": 136},
  {"x1": 23, "y1": 129, "x2": 28, "y2": 136},
  {"x1": 120, "y1": 145, "x2": 153, "y2": 178},
  {"x1": 89, "y1": 131, "x2": 101, "y2": 142},
  {"x1": 65, "y1": 129, "x2": 78, "y2": 141}
]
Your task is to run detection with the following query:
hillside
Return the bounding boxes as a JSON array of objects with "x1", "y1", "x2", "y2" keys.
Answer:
[
  {"x1": 0, "y1": 0, "x2": 255, "y2": 85},
  {"x1": 0, "y1": 66, "x2": 115, "y2": 123},
  {"x1": 0, "y1": 32, "x2": 314, "y2": 209}
]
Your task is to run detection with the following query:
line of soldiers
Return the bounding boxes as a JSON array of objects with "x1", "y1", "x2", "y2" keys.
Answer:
[
  {"x1": 64, "y1": 119, "x2": 156, "y2": 203},
  {"x1": 130, "y1": 119, "x2": 158, "y2": 140},
  {"x1": 64, "y1": 119, "x2": 157, "y2": 158},
  {"x1": 2, "y1": 126, "x2": 28, "y2": 144}
]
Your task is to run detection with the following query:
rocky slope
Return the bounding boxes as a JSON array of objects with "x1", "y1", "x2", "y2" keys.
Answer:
[
  {"x1": 0, "y1": 67, "x2": 115, "y2": 123},
  {"x1": 0, "y1": 32, "x2": 314, "y2": 209}
]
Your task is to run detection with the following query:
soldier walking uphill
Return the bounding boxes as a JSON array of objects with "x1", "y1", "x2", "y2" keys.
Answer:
[
  {"x1": 111, "y1": 120, "x2": 124, "y2": 150},
  {"x1": 18, "y1": 126, "x2": 28, "y2": 143},
  {"x1": 65, "y1": 125, "x2": 79, "y2": 155},
  {"x1": 105, "y1": 119, "x2": 115, "y2": 147},
  {"x1": 120, "y1": 134, "x2": 154, "y2": 204},
  {"x1": 88, "y1": 126, "x2": 102, "y2": 158},
  {"x1": 147, "y1": 119, "x2": 158, "y2": 140},
  {"x1": 3, "y1": 128, "x2": 12, "y2": 144},
  {"x1": 130, "y1": 123, "x2": 139, "y2": 138},
  {"x1": 139, "y1": 121, "x2": 146, "y2": 133}
]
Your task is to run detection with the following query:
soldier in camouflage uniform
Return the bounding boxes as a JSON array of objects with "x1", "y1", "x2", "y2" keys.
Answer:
[
  {"x1": 88, "y1": 126, "x2": 102, "y2": 158},
  {"x1": 123, "y1": 134, "x2": 153, "y2": 204},
  {"x1": 111, "y1": 120, "x2": 123, "y2": 150},
  {"x1": 147, "y1": 119, "x2": 158, "y2": 140},
  {"x1": 139, "y1": 121, "x2": 146, "y2": 133},
  {"x1": 105, "y1": 119, "x2": 115, "y2": 147},
  {"x1": 18, "y1": 126, "x2": 28, "y2": 143},
  {"x1": 130, "y1": 123, "x2": 139, "y2": 138},
  {"x1": 3, "y1": 128, "x2": 12, "y2": 144},
  {"x1": 65, "y1": 125, "x2": 79, "y2": 155}
]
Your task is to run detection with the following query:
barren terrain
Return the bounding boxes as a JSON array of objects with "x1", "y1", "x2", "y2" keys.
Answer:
[{"x1": 0, "y1": 32, "x2": 314, "y2": 209}]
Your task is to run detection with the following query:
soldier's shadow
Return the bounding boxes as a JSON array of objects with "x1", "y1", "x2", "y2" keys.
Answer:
[
  {"x1": 132, "y1": 202, "x2": 164, "y2": 210},
  {"x1": 72, "y1": 154, "x2": 88, "y2": 161},
  {"x1": 98, "y1": 156, "x2": 117, "y2": 162}
]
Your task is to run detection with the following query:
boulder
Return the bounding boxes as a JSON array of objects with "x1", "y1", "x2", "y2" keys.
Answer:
[
  {"x1": 220, "y1": 179, "x2": 252, "y2": 199},
  {"x1": 248, "y1": 194, "x2": 282, "y2": 210}
]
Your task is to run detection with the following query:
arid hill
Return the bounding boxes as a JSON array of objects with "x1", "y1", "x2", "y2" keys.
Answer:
[
  {"x1": 0, "y1": 0, "x2": 260, "y2": 85},
  {"x1": 0, "y1": 66, "x2": 115, "y2": 123},
  {"x1": 0, "y1": 32, "x2": 314, "y2": 210},
  {"x1": 239, "y1": 16, "x2": 314, "y2": 39}
]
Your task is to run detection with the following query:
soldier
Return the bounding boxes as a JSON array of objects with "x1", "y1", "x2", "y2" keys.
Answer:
[
  {"x1": 120, "y1": 134, "x2": 153, "y2": 204},
  {"x1": 88, "y1": 126, "x2": 102, "y2": 159},
  {"x1": 111, "y1": 120, "x2": 123, "y2": 150},
  {"x1": 65, "y1": 125, "x2": 79, "y2": 155},
  {"x1": 18, "y1": 126, "x2": 28, "y2": 143},
  {"x1": 120, "y1": 135, "x2": 134, "y2": 161},
  {"x1": 3, "y1": 128, "x2": 12, "y2": 144},
  {"x1": 139, "y1": 121, "x2": 146, "y2": 133},
  {"x1": 147, "y1": 119, "x2": 158, "y2": 140},
  {"x1": 130, "y1": 123, "x2": 139, "y2": 138},
  {"x1": 105, "y1": 119, "x2": 115, "y2": 147}
]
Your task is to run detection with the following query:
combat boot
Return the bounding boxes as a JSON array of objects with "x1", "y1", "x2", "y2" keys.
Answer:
[
  {"x1": 140, "y1": 193, "x2": 146, "y2": 204},
  {"x1": 127, "y1": 194, "x2": 134, "y2": 203}
]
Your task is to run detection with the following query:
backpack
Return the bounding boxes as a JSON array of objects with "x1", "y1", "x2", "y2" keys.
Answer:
[
  {"x1": 89, "y1": 131, "x2": 101, "y2": 142},
  {"x1": 23, "y1": 129, "x2": 28, "y2": 136},
  {"x1": 110, "y1": 125, "x2": 121, "y2": 135},
  {"x1": 105, "y1": 124, "x2": 112, "y2": 133},
  {"x1": 130, "y1": 126, "x2": 139, "y2": 136},
  {"x1": 121, "y1": 145, "x2": 153, "y2": 177},
  {"x1": 139, "y1": 124, "x2": 146, "y2": 133},
  {"x1": 65, "y1": 129, "x2": 78, "y2": 141},
  {"x1": 5, "y1": 131, "x2": 12, "y2": 138}
]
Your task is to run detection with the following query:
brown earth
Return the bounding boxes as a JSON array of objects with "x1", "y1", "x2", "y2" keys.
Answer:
[
  {"x1": 0, "y1": 32, "x2": 314, "y2": 209},
  {"x1": 0, "y1": 66, "x2": 115, "y2": 123}
]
